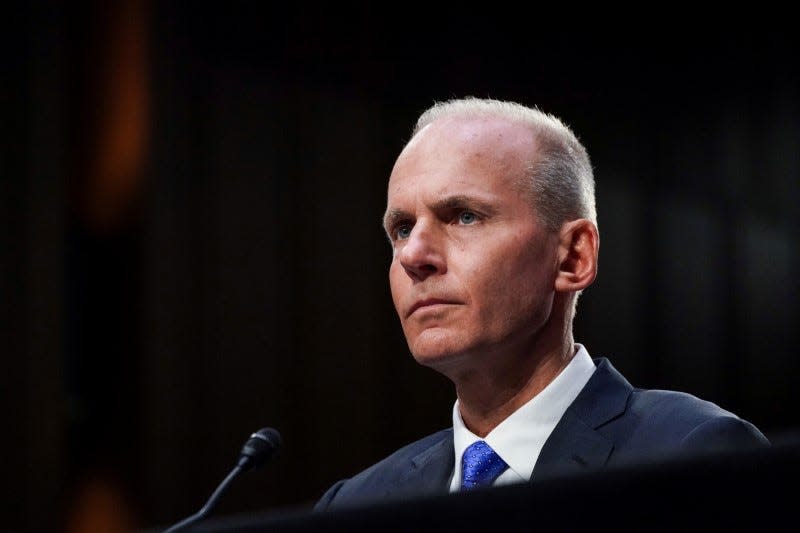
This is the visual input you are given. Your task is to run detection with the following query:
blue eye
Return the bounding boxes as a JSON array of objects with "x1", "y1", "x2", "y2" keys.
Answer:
[
  {"x1": 396, "y1": 225, "x2": 412, "y2": 239},
  {"x1": 459, "y1": 211, "x2": 477, "y2": 224}
]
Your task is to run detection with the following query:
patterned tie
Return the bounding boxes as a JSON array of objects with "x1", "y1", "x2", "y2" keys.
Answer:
[{"x1": 460, "y1": 440, "x2": 509, "y2": 490}]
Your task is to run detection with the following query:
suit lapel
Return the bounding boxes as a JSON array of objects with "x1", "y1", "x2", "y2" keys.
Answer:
[
  {"x1": 532, "y1": 357, "x2": 632, "y2": 480},
  {"x1": 383, "y1": 358, "x2": 632, "y2": 493},
  {"x1": 392, "y1": 431, "x2": 454, "y2": 497}
]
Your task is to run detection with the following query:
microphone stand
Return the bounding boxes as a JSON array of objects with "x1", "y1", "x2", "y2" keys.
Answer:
[
  {"x1": 162, "y1": 427, "x2": 281, "y2": 532},
  {"x1": 163, "y1": 459, "x2": 246, "y2": 533}
]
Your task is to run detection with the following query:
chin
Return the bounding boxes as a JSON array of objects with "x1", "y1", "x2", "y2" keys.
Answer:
[{"x1": 407, "y1": 330, "x2": 474, "y2": 372}]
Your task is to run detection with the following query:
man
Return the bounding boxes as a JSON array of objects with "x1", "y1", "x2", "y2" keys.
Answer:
[{"x1": 314, "y1": 97, "x2": 769, "y2": 510}]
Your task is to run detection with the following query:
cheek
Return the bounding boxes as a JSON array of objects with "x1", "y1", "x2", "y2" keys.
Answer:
[
  {"x1": 388, "y1": 261, "x2": 406, "y2": 312},
  {"x1": 473, "y1": 243, "x2": 555, "y2": 324}
]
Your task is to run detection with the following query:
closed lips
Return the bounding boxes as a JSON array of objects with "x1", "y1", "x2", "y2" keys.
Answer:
[{"x1": 407, "y1": 299, "x2": 459, "y2": 317}]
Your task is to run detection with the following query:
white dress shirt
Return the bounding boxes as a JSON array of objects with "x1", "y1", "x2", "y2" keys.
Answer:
[{"x1": 449, "y1": 343, "x2": 596, "y2": 492}]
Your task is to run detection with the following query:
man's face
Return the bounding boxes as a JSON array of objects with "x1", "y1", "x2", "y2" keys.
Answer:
[{"x1": 384, "y1": 115, "x2": 561, "y2": 376}]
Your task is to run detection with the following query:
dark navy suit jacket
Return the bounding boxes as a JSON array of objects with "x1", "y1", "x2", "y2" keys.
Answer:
[{"x1": 315, "y1": 357, "x2": 770, "y2": 511}]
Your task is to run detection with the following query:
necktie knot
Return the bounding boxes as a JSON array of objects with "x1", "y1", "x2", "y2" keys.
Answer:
[{"x1": 461, "y1": 440, "x2": 508, "y2": 491}]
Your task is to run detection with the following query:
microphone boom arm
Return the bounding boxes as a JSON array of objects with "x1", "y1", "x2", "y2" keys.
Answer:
[
  {"x1": 163, "y1": 462, "x2": 245, "y2": 533},
  {"x1": 162, "y1": 428, "x2": 282, "y2": 533}
]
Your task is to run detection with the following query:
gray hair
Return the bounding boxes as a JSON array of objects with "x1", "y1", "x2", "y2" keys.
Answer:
[{"x1": 410, "y1": 96, "x2": 597, "y2": 233}]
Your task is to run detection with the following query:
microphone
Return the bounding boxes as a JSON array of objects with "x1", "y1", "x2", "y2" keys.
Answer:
[{"x1": 163, "y1": 427, "x2": 282, "y2": 533}]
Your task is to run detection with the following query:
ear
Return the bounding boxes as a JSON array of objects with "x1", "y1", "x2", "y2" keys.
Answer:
[{"x1": 554, "y1": 219, "x2": 599, "y2": 293}]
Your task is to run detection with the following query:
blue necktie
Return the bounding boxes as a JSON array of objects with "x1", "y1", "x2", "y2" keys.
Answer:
[{"x1": 461, "y1": 440, "x2": 509, "y2": 490}]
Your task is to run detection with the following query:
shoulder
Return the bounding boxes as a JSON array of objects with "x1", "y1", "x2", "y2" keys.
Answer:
[
  {"x1": 313, "y1": 428, "x2": 453, "y2": 511},
  {"x1": 581, "y1": 357, "x2": 769, "y2": 460},
  {"x1": 628, "y1": 386, "x2": 734, "y2": 420},
  {"x1": 609, "y1": 383, "x2": 769, "y2": 460},
  {"x1": 629, "y1": 388, "x2": 768, "y2": 441}
]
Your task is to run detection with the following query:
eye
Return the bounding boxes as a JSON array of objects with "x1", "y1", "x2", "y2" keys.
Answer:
[
  {"x1": 458, "y1": 211, "x2": 478, "y2": 225},
  {"x1": 396, "y1": 224, "x2": 412, "y2": 240}
]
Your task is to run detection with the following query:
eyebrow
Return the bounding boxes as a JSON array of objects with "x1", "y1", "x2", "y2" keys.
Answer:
[
  {"x1": 431, "y1": 194, "x2": 498, "y2": 214},
  {"x1": 382, "y1": 208, "x2": 410, "y2": 235},
  {"x1": 382, "y1": 194, "x2": 499, "y2": 233}
]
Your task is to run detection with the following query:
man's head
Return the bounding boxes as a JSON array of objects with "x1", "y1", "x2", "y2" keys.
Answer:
[{"x1": 383, "y1": 97, "x2": 599, "y2": 378}]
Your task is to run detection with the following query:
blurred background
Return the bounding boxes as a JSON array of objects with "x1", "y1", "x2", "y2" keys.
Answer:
[{"x1": 3, "y1": 2, "x2": 798, "y2": 532}]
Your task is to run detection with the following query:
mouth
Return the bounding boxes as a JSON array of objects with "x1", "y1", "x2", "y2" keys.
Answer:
[{"x1": 407, "y1": 298, "x2": 460, "y2": 318}]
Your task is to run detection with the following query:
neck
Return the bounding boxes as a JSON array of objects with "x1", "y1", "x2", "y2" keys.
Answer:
[{"x1": 453, "y1": 309, "x2": 575, "y2": 438}]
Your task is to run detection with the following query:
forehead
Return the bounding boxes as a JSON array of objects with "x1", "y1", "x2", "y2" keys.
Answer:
[{"x1": 387, "y1": 115, "x2": 536, "y2": 200}]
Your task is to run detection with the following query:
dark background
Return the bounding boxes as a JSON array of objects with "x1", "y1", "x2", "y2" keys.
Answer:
[{"x1": 3, "y1": 3, "x2": 798, "y2": 532}]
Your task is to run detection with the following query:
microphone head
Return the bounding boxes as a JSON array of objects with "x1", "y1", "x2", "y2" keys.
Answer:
[{"x1": 239, "y1": 427, "x2": 282, "y2": 470}]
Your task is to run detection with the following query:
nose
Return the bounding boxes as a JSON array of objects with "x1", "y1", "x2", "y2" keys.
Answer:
[{"x1": 396, "y1": 223, "x2": 446, "y2": 282}]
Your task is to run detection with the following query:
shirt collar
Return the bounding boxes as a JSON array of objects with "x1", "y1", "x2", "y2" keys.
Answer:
[{"x1": 451, "y1": 343, "x2": 596, "y2": 484}]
